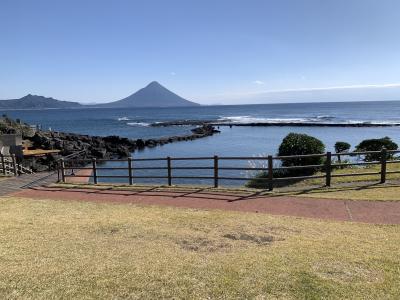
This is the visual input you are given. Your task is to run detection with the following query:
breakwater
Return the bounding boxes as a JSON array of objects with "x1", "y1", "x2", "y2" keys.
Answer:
[{"x1": 151, "y1": 120, "x2": 400, "y2": 127}]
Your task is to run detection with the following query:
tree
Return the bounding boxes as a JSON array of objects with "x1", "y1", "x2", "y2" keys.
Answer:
[{"x1": 334, "y1": 141, "x2": 351, "y2": 163}]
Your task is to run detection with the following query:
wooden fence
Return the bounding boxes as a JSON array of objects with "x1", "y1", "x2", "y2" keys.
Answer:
[
  {"x1": 58, "y1": 148, "x2": 400, "y2": 190},
  {"x1": 0, "y1": 154, "x2": 18, "y2": 176},
  {"x1": 0, "y1": 154, "x2": 34, "y2": 176}
]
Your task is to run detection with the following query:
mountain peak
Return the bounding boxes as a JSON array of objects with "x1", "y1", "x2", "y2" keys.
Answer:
[
  {"x1": 146, "y1": 81, "x2": 163, "y2": 88},
  {"x1": 102, "y1": 82, "x2": 200, "y2": 108},
  {"x1": 22, "y1": 94, "x2": 51, "y2": 100}
]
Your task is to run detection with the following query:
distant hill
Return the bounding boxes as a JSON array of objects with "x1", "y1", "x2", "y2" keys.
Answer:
[
  {"x1": 0, "y1": 94, "x2": 82, "y2": 109},
  {"x1": 100, "y1": 81, "x2": 200, "y2": 107}
]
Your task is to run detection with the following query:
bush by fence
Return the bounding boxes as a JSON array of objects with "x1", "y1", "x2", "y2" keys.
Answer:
[
  {"x1": 355, "y1": 137, "x2": 398, "y2": 161},
  {"x1": 278, "y1": 133, "x2": 325, "y2": 176}
]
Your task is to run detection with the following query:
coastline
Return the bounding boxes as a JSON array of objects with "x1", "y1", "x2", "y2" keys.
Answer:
[
  {"x1": 1, "y1": 116, "x2": 220, "y2": 172},
  {"x1": 26, "y1": 125, "x2": 218, "y2": 172}
]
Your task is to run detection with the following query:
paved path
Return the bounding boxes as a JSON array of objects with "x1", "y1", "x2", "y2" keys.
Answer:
[
  {"x1": 0, "y1": 172, "x2": 58, "y2": 196},
  {"x1": 11, "y1": 186, "x2": 400, "y2": 225},
  {"x1": 0, "y1": 168, "x2": 91, "y2": 197}
]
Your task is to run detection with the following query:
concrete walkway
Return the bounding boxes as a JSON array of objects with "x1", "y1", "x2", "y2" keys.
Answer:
[
  {"x1": 0, "y1": 172, "x2": 58, "y2": 196},
  {"x1": 10, "y1": 186, "x2": 400, "y2": 225}
]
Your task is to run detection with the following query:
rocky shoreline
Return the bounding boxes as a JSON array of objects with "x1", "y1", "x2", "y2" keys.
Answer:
[
  {"x1": 1, "y1": 116, "x2": 220, "y2": 171},
  {"x1": 28, "y1": 124, "x2": 219, "y2": 160}
]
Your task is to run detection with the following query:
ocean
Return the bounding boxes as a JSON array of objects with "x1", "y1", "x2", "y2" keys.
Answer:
[{"x1": 3, "y1": 101, "x2": 400, "y2": 186}]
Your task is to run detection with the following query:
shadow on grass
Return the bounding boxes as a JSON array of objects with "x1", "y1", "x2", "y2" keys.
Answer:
[{"x1": 25, "y1": 180, "x2": 400, "y2": 203}]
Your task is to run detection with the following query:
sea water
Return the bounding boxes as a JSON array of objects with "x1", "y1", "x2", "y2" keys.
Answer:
[{"x1": 4, "y1": 101, "x2": 400, "y2": 185}]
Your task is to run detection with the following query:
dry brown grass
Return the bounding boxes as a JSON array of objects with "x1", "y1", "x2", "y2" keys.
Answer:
[{"x1": 0, "y1": 197, "x2": 399, "y2": 299}]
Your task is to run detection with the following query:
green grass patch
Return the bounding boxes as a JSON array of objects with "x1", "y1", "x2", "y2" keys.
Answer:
[
  {"x1": 295, "y1": 163, "x2": 400, "y2": 186},
  {"x1": 0, "y1": 197, "x2": 399, "y2": 299},
  {"x1": 284, "y1": 183, "x2": 400, "y2": 201}
]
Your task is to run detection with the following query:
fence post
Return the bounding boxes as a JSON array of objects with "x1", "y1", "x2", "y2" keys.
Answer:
[
  {"x1": 11, "y1": 154, "x2": 17, "y2": 176},
  {"x1": 0, "y1": 154, "x2": 5, "y2": 175},
  {"x1": 92, "y1": 158, "x2": 98, "y2": 184},
  {"x1": 57, "y1": 161, "x2": 60, "y2": 182},
  {"x1": 128, "y1": 157, "x2": 133, "y2": 185},
  {"x1": 380, "y1": 147, "x2": 387, "y2": 184},
  {"x1": 167, "y1": 157, "x2": 172, "y2": 186},
  {"x1": 60, "y1": 158, "x2": 66, "y2": 183},
  {"x1": 326, "y1": 152, "x2": 332, "y2": 187},
  {"x1": 214, "y1": 155, "x2": 219, "y2": 188},
  {"x1": 268, "y1": 155, "x2": 273, "y2": 191}
]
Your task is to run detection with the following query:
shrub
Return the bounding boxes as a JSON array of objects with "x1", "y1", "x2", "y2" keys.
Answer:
[
  {"x1": 278, "y1": 133, "x2": 325, "y2": 175},
  {"x1": 355, "y1": 137, "x2": 398, "y2": 161},
  {"x1": 246, "y1": 133, "x2": 325, "y2": 189}
]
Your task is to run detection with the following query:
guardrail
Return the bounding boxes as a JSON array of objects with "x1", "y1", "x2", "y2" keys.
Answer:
[{"x1": 58, "y1": 148, "x2": 400, "y2": 190}]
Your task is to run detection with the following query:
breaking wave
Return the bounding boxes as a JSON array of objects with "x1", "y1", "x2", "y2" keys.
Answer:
[
  {"x1": 117, "y1": 117, "x2": 130, "y2": 121},
  {"x1": 126, "y1": 122, "x2": 150, "y2": 127},
  {"x1": 217, "y1": 115, "x2": 400, "y2": 125}
]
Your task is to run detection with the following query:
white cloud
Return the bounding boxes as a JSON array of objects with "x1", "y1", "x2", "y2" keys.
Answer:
[
  {"x1": 231, "y1": 82, "x2": 400, "y2": 97},
  {"x1": 253, "y1": 80, "x2": 265, "y2": 85},
  {"x1": 203, "y1": 82, "x2": 400, "y2": 104},
  {"x1": 262, "y1": 82, "x2": 400, "y2": 94}
]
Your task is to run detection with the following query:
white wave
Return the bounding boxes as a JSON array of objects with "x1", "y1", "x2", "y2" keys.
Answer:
[
  {"x1": 345, "y1": 120, "x2": 400, "y2": 125},
  {"x1": 117, "y1": 117, "x2": 130, "y2": 121},
  {"x1": 126, "y1": 122, "x2": 150, "y2": 127},
  {"x1": 315, "y1": 115, "x2": 335, "y2": 120},
  {"x1": 218, "y1": 115, "x2": 400, "y2": 125},
  {"x1": 218, "y1": 116, "x2": 310, "y2": 123}
]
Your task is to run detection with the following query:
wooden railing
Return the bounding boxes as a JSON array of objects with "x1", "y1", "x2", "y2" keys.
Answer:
[
  {"x1": 0, "y1": 154, "x2": 33, "y2": 176},
  {"x1": 58, "y1": 148, "x2": 400, "y2": 190}
]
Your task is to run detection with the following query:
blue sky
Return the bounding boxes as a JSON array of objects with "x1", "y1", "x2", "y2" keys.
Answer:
[{"x1": 1, "y1": 0, "x2": 400, "y2": 104}]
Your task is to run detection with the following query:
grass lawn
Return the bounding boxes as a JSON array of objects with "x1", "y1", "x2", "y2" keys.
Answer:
[
  {"x1": 292, "y1": 163, "x2": 400, "y2": 186},
  {"x1": 0, "y1": 197, "x2": 399, "y2": 299},
  {"x1": 286, "y1": 183, "x2": 400, "y2": 201},
  {"x1": 242, "y1": 163, "x2": 400, "y2": 201}
]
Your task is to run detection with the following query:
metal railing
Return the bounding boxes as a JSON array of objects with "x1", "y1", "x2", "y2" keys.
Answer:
[
  {"x1": 56, "y1": 149, "x2": 88, "y2": 181},
  {"x1": 58, "y1": 148, "x2": 400, "y2": 190}
]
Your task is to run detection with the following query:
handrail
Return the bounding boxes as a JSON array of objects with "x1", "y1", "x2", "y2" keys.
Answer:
[
  {"x1": 62, "y1": 149, "x2": 88, "y2": 161},
  {"x1": 56, "y1": 149, "x2": 89, "y2": 181}
]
